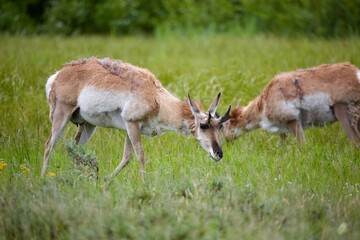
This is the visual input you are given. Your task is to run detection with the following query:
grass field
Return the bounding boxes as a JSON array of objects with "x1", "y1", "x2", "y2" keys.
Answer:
[{"x1": 0, "y1": 34, "x2": 359, "y2": 239}]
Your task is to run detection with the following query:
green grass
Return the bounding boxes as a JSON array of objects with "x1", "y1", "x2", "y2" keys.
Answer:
[{"x1": 0, "y1": 34, "x2": 359, "y2": 239}]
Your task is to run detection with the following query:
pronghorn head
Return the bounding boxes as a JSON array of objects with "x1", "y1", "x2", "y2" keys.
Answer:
[
  {"x1": 222, "y1": 107, "x2": 244, "y2": 140},
  {"x1": 188, "y1": 92, "x2": 231, "y2": 162}
]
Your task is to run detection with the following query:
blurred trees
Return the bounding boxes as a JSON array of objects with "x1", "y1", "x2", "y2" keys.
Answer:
[{"x1": 0, "y1": 0, "x2": 359, "y2": 37}]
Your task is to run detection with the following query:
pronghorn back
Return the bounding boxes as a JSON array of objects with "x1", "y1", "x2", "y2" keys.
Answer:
[
  {"x1": 225, "y1": 62, "x2": 360, "y2": 145},
  {"x1": 47, "y1": 57, "x2": 162, "y2": 120},
  {"x1": 259, "y1": 63, "x2": 360, "y2": 125},
  {"x1": 261, "y1": 62, "x2": 360, "y2": 106},
  {"x1": 42, "y1": 57, "x2": 232, "y2": 179}
]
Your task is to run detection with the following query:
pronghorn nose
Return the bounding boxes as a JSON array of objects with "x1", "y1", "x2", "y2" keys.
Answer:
[
  {"x1": 216, "y1": 150, "x2": 223, "y2": 159},
  {"x1": 212, "y1": 141, "x2": 223, "y2": 159}
]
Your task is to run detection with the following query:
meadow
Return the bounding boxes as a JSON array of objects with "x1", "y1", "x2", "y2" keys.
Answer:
[{"x1": 0, "y1": 34, "x2": 359, "y2": 239}]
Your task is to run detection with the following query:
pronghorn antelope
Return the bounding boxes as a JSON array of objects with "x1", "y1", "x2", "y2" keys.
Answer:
[
  {"x1": 42, "y1": 57, "x2": 231, "y2": 179},
  {"x1": 224, "y1": 62, "x2": 360, "y2": 145}
]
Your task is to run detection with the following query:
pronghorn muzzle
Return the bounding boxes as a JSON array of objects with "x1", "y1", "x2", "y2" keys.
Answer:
[{"x1": 211, "y1": 140, "x2": 223, "y2": 161}]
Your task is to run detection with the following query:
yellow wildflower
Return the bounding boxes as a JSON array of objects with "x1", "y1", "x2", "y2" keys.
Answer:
[
  {"x1": 47, "y1": 172, "x2": 56, "y2": 177},
  {"x1": 0, "y1": 161, "x2": 7, "y2": 172}
]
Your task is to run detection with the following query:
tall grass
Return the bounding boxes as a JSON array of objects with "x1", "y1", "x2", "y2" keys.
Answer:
[{"x1": 0, "y1": 35, "x2": 359, "y2": 239}]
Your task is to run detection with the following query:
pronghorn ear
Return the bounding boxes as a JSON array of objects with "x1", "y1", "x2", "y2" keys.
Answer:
[
  {"x1": 207, "y1": 92, "x2": 221, "y2": 115},
  {"x1": 188, "y1": 93, "x2": 202, "y2": 118},
  {"x1": 220, "y1": 105, "x2": 231, "y2": 124}
]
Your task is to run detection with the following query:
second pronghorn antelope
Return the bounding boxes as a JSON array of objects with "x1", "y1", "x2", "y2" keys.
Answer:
[
  {"x1": 224, "y1": 62, "x2": 360, "y2": 145},
  {"x1": 42, "y1": 57, "x2": 231, "y2": 180}
]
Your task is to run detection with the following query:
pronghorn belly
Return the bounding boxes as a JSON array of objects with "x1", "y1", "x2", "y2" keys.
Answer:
[
  {"x1": 298, "y1": 93, "x2": 336, "y2": 128},
  {"x1": 79, "y1": 108, "x2": 126, "y2": 129},
  {"x1": 78, "y1": 86, "x2": 157, "y2": 122},
  {"x1": 78, "y1": 87, "x2": 127, "y2": 129},
  {"x1": 300, "y1": 107, "x2": 336, "y2": 128},
  {"x1": 260, "y1": 117, "x2": 290, "y2": 133},
  {"x1": 261, "y1": 93, "x2": 336, "y2": 133}
]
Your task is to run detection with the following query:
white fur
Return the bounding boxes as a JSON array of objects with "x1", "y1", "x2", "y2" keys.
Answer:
[
  {"x1": 78, "y1": 87, "x2": 127, "y2": 129},
  {"x1": 78, "y1": 87, "x2": 125, "y2": 114},
  {"x1": 298, "y1": 93, "x2": 335, "y2": 126},
  {"x1": 357, "y1": 70, "x2": 360, "y2": 84},
  {"x1": 233, "y1": 128, "x2": 242, "y2": 137},
  {"x1": 77, "y1": 87, "x2": 176, "y2": 136},
  {"x1": 260, "y1": 92, "x2": 335, "y2": 133},
  {"x1": 260, "y1": 116, "x2": 287, "y2": 133},
  {"x1": 245, "y1": 122, "x2": 256, "y2": 130},
  {"x1": 45, "y1": 71, "x2": 58, "y2": 99},
  {"x1": 301, "y1": 92, "x2": 332, "y2": 108}
]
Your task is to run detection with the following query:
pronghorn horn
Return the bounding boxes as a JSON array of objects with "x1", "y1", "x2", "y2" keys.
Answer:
[
  {"x1": 220, "y1": 105, "x2": 231, "y2": 124},
  {"x1": 188, "y1": 93, "x2": 201, "y2": 116},
  {"x1": 207, "y1": 92, "x2": 221, "y2": 115},
  {"x1": 207, "y1": 112, "x2": 212, "y2": 124}
]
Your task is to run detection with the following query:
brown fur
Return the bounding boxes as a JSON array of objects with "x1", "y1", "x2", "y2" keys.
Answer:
[
  {"x1": 347, "y1": 101, "x2": 360, "y2": 136},
  {"x1": 180, "y1": 100, "x2": 197, "y2": 134},
  {"x1": 42, "y1": 57, "x2": 229, "y2": 179},
  {"x1": 52, "y1": 57, "x2": 161, "y2": 120},
  {"x1": 226, "y1": 62, "x2": 360, "y2": 145}
]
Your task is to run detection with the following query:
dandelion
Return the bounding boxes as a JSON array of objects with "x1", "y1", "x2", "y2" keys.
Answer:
[
  {"x1": 46, "y1": 172, "x2": 56, "y2": 177},
  {"x1": 0, "y1": 161, "x2": 7, "y2": 172},
  {"x1": 20, "y1": 164, "x2": 30, "y2": 174}
]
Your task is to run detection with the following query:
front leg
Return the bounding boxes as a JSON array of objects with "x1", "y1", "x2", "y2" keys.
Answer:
[
  {"x1": 125, "y1": 121, "x2": 146, "y2": 181},
  {"x1": 106, "y1": 134, "x2": 133, "y2": 182},
  {"x1": 287, "y1": 119, "x2": 306, "y2": 145}
]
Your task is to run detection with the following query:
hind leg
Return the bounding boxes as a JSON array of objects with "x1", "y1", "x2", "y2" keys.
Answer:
[
  {"x1": 74, "y1": 122, "x2": 96, "y2": 145},
  {"x1": 333, "y1": 103, "x2": 360, "y2": 145},
  {"x1": 41, "y1": 104, "x2": 77, "y2": 176}
]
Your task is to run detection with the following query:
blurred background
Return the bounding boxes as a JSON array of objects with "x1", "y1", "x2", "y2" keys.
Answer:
[{"x1": 1, "y1": 0, "x2": 359, "y2": 37}]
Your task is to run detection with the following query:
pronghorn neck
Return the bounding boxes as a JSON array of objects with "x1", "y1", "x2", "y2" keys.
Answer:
[
  {"x1": 179, "y1": 100, "x2": 196, "y2": 135},
  {"x1": 231, "y1": 97, "x2": 263, "y2": 132},
  {"x1": 156, "y1": 91, "x2": 195, "y2": 135}
]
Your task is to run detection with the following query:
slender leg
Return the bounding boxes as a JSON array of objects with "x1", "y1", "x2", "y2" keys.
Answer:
[
  {"x1": 74, "y1": 124, "x2": 84, "y2": 144},
  {"x1": 106, "y1": 134, "x2": 133, "y2": 180},
  {"x1": 74, "y1": 122, "x2": 96, "y2": 145},
  {"x1": 287, "y1": 119, "x2": 306, "y2": 145},
  {"x1": 333, "y1": 103, "x2": 360, "y2": 145},
  {"x1": 125, "y1": 121, "x2": 145, "y2": 181},
  {"x1": 42, "y1": 104, "x2": 76, "y2": 176}
]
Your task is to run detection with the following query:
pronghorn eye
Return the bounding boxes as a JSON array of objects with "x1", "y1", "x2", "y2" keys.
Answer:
[{"x1": 200, "y1": 123, "x2": 209, "y2": 130}]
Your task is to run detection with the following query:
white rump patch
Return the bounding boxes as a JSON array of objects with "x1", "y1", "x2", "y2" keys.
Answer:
[
  {"x1": 45, "y1": 71, "x2": 59, "y2": 99},
  {"x1": 357, "y1": 70, "x2": 360, "y2": 84}
]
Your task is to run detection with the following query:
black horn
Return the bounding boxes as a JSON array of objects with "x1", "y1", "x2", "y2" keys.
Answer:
[
  {"x1": 188, "y1": 93, "x2": 201, "y2": 115},
  {"x1": 220, "y1": 105, "x2": 231, "y2": 124},
  {"x1": 207, "y1": 92, "x2": 221, "y2": 115}
]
